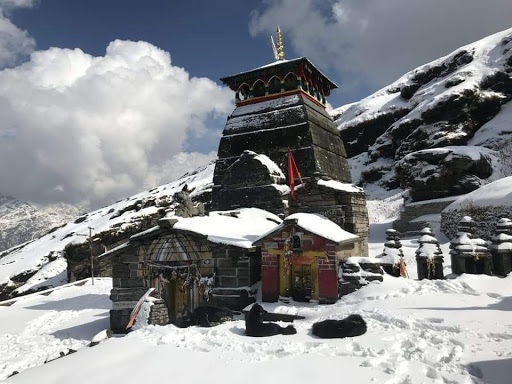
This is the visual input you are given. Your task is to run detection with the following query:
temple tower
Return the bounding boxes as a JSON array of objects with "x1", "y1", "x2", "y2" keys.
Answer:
[{"x1": 212, "y1": 31, "x2": 368, "y2": 256}]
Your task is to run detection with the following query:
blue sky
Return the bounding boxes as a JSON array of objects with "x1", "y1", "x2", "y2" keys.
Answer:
[
  {"x1": 7, "y1": 0, "x2": 369, "y2": 107},
  {"x1": 1, "y1": 0, "x2": 511, "y2": 208}
]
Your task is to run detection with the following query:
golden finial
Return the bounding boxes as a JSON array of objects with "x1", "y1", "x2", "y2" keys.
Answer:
[{"x1": 276, "y1": 26, "x2": 285, "y2": 60}]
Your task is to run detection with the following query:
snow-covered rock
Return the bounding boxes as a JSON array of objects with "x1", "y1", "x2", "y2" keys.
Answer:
[
  {"x1": 396, "y1": 146, "x2": 497, "y2": 201},
  {"x1": 332, "y1": 27, "x2": 512, "y2": 202},
  {"x1": 0, "y1": 196, "x2": 81, "y2": 252}
]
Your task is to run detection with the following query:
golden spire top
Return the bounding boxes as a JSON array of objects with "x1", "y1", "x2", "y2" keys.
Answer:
[{"x1": 276, "y1": 26, "x2": 285, "y2": 60}]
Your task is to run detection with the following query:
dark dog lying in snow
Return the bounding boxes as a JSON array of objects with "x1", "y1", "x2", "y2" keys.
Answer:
[
  {"x1": 312, "y1": 314, "x2": 367, "y2": 339},
  {"x1": 245, "y1": 303, "x2": 297, "y2": 337},
  {"x1": 175, "y1": 306, "x2": 236, "y2": 328}
]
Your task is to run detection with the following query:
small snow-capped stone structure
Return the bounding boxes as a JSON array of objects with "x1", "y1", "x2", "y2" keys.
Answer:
[
  {"x1": 212, "y1": 150, "x2": 289, "y2": 214},
  {"x1": 253, "y1": 213, "x2": 360, "y2": 304},
  {"x1": 450, "y1": 216, "x2": 493, "y2": 275},
  {"x1": 376, "y1": 229, "x2": 405, "y2": 277},
  {"x1": 107, "y1": 208, "x2": 281, "y2": 333},
  {"x1": 489, "y1": 218, "x2": 512, "y2": 276},
  {"x1": 415, "y1": 227, "x2": 444, "y2": 280},
  {"x1": 338, "y1": 257, "x2": 383, "y2": 296}
]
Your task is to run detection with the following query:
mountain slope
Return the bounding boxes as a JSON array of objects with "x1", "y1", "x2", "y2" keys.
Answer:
[
  {"x1": 0, "y1": 162, "x2": 214, "y2": 300},
  {"x1": 331, "y1": 27, "x2": 512, "y2": 200},
  {"x1": 0, "y1": 196, "x2": 81, "y2": 252}
]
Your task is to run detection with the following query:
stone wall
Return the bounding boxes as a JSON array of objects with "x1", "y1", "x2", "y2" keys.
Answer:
[
  {"x1": 291, "y1": 179, "x2": 369, "y2": 256},
  {"x1": 212, "y1": 93, "x2": 354, "y2": 211},
  {"x1": 109, "y1": 245, "x2": 147, "y2": 334},
  {"x1": 338, "y1": 258, "x2": 383, "y2": 296},
  {"x1": 212, "y1": 151, "x2": 287, "y2": 214},
  {"x1": 210, "y1": 245, "x2": 257, "y2": 310},
  {"x1": 148, "y1": 299, "x2": 170, "y2": 326},
  {"x1": 441, "y1": 205, "x2": 512, "y2": 240},
  {"x1": 394, "y1": 197, "x2": 458, "y2": 236}
]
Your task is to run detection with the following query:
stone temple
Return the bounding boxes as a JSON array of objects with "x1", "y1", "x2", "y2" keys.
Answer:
[
  {"x1": 213, "y1": 56, "x2": 368, "y2": 256},
  {"x1": 107, "y1": 38, "x2": 369, "y2": 332}
]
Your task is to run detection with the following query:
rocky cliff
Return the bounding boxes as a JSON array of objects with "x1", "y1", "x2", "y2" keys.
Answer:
[{"x1": 331, "y1": 27, "x2": 512, "y2": 201}]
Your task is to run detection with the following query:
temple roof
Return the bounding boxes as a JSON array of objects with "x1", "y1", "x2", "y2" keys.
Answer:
[{"x1": 220, "y1": 57, "x2": 338, "y2": 91}]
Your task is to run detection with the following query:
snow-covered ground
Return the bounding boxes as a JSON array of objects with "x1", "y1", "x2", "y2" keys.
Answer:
[
  {"x1": 0, "y1": 278, "x2": 112, "y2": 380},
  {"x1": 1, "y1": 219, "x2": 510, "y2": 384}
]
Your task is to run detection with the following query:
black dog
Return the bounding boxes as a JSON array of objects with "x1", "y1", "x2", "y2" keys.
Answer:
[
  {"x1": 175, "y1": 306, "x2": 236, "y2": 328},
  {"x1": 245, "y1": 303, "x2": 297, "y2": 337},
  {"x1": 189, "y1": 306, "x2": 235, "y2": 325},
  {"x1": 312, "y1": 314, "x2": 367, "y2": 339}
]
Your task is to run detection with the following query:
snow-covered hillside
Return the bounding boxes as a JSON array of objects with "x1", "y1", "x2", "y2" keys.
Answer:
[
  {"x1": 1, "y1": 228, "x2": 510, "y2": 384},
  {"x1": 0, "y1": 162, "x2": 214, "y2": 300},
  {"x1": 0, "y1": 197, "x2": 81, "y2": 253},
  {"x1": 332, "y1": 27, "x2": 512, "y2": 201}
]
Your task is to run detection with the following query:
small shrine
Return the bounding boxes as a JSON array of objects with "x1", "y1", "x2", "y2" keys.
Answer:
[
  {"x1": 253, "y1": 213, "x2": 359, "y2": 304},
  {"x1": 107, "y1": 205, "x2": 281, "y2": 333}
]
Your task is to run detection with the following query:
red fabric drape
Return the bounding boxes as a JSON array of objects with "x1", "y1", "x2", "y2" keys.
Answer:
[{"x1": 288, "y1": 149, "x2": 303, "y2": 200}]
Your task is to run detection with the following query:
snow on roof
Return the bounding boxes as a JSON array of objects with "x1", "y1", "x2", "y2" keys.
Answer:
[
  {"x1": 225, "y1": 105, "x2": 305, "y2": 134},
  {"x1": 246, "y1": 151, "x2": 285, "y2": 179},
  {"x1": 97, "y1": 241, "x2": 130, "y2": 259},
  {"x1": 317, "y1": 179, "x2": 364, "y2": 194},
  {"x1": 444, "y1": 176, "x2": 512, "y2": 211},
  {"x1": 129, "y1": 225, "x2": 161, "y2": 240},
  {"x1": 255, "y1": 58, "x2": 291, "y2": 70},
  {"x1": 231, "y1": 94, "x2": 301, "y2": 118},
  {"x1": 167, "y1": 208, "x2": 282, "y2": 249},
  {"x1": 344, "y1": 256, "x2": 380, "y2": 265},
  {"x1": 256, "y1": 212, "x2": 358, "y2": 244}
]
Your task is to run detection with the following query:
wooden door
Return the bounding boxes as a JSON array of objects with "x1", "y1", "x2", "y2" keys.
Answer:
[{"x1": 290, "y1": 264, "x2": 312, "y2": 302}]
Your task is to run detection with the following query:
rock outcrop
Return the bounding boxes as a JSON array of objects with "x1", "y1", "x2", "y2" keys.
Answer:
[{"x1": 332, "y1": 28, "x2": 512, "y2": 202}]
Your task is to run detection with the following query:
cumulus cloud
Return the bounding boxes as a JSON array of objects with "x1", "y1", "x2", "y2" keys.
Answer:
[
  {"x1": 0, "y1": 2, "x2": 35, "y2": 68},
  {"x1": 250, "y1": 0, "x2": 512, "y2": 100},
  {"x1": 0, "y1": 40, "x2": 233, "y2": 208}
]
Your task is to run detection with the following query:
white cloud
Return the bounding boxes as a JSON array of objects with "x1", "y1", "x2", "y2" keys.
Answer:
[
  {"x1": 0, "y1": 0, "x2": 37, "y2": 10},
  {"x1": 250, "y1": 0, "x2": 512, "y2": 97},
  {"x1": 0, "y1": 9, "x2": 34, "y2": 67},
  {"x1": 0, "y1": 40, "x2": 233, "y2": 208}
]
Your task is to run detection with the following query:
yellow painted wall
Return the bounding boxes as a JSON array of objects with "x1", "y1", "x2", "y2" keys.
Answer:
[{"x1": 268, "y1": 248, "x2": 324, "y2": 300}]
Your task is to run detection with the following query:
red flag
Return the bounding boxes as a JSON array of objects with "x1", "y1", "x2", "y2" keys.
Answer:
[{"x1": 288, "y1": 148, "x2": 303, "y2": 201}]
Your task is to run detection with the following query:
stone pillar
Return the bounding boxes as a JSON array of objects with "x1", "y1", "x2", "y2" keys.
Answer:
[
  {"x1": 489, "y1": 217, "x2": 512, "y2": 277},
  {"x1": 109, "y1": 248, "x2": 147, "y2": 334},
  {"x1": 415, "y1": 227, "x2": 444, "y2": 280},
  {"x1": 376, "y1": 229, "x2": 404, "y2": 277}
]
